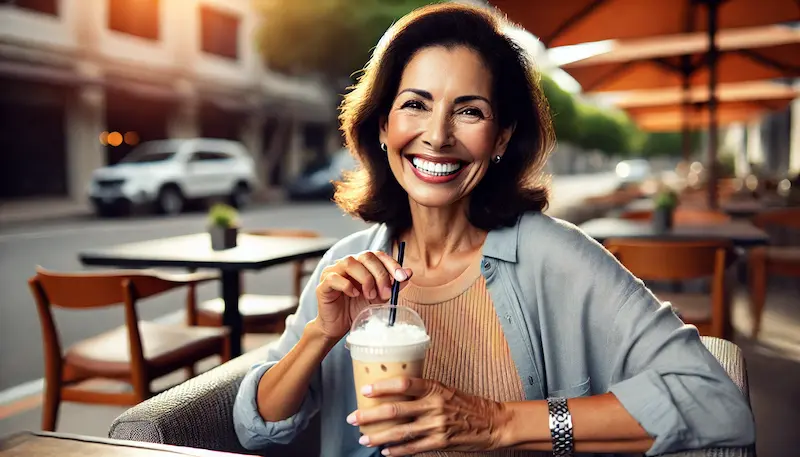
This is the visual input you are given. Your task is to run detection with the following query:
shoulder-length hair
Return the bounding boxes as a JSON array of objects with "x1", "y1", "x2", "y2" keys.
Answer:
[{"x1": 335, "y1": 2, "x2": 555, "y2": 233}]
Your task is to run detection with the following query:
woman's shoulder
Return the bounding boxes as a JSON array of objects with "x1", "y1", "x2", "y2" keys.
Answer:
[{"x1": 515, "y1": 211, "x2": 616, "y2": 268}]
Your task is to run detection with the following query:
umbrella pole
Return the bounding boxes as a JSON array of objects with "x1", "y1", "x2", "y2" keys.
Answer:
[
  {"x1": 705, "y1": 0, "x2": 720, "y2": 209},
  {"x1": 681, "y1": 57, "x2": 692, "y2": 162}
]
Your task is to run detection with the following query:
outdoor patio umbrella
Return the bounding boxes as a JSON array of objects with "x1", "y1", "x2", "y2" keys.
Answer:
[
  {"x1": 603, "y1": 80, "x2": 800, "y2": 108},
  {"x1": 491, "y1": 0, "x2": 799, "y2": 48},
  {"x1": 630, "y1": 99, "x2": 794, "y2": 131},
  {"x1": 492, "y1": 0, "x2": 799, "y2": 207},
  {"x1": 561, "y1": 27, "x2": 799, "y2": 92}
]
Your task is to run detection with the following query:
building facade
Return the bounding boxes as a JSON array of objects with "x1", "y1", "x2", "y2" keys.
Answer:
[{"x1": 0, "y1": 0, "x2": 337, "y2": 201}]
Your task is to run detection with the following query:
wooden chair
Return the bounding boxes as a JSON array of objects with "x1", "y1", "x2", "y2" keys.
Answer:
[
  {"x1": 192, "y1": 229, "x2": 321, "y2": 334},
  {"x1": 604, "y1": 239, "x2": 734, "y2": 338},
  {"x1": 748, "y1": 208, "x2": 800, "y2": 338},
  {"x1": 28, "y1": 267, "x2": 230, "y2": 432},
  {"x1": 620, "y1": 208, "x2": 731, "y2": 225}
]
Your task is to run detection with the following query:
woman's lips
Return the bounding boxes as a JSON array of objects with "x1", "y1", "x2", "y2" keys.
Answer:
[{"x1": 406, "y1": 156, "x2": 467, "y2": 184}]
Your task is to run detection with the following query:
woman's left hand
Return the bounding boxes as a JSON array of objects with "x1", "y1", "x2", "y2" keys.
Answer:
[{"x1": 346, "y1": 377, "x2": 512, "y2": 455}]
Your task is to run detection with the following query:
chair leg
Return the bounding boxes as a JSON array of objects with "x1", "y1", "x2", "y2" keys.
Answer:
[
  {"x1": 41, "y1": 377, "x2": 61, "y2": 432},
  {"x1": 749, "y1": 256, "x2": 768, "y2": 339}
]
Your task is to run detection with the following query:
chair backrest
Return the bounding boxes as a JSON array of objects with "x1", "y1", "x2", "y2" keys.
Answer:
[
  {"x1": 244, "y1": 228, "x2": 321, "y2": 239},
  {"x1": 620, "y1": 208, "x2": 731, "y2": 225},
  {"x1": 31, "y1": 267, "x2": 194, "y2": 309},
  {"x1": 752, "y1": 208, "x2": 800, "y2": 231},
  {"x1": 674, "y1": 208, "x2": 731, "y2": 225},
  {"x1": 604, "y1": 239, "x2": 732, "y2": 281}
]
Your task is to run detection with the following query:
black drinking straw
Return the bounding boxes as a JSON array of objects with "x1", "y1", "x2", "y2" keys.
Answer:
[{"x1": 387, "y1": 241, "x2": 406, "y2": 326}]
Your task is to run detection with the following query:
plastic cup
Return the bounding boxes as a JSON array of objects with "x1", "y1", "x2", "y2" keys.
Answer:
[{"x1": 345, "y1": 305, "x2": 430, "y2": 435}]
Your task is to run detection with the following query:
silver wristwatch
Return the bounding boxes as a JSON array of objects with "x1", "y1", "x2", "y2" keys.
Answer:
[{"x1": 547, "y1": 397, "x2": 574, "y2": 456}]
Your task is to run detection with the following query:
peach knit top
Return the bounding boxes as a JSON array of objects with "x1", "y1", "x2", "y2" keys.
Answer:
[{"x1": 399, "y1": 260, "x2": 543, "y2": 457}]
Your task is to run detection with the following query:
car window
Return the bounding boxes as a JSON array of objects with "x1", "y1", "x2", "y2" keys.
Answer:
[
  {"x1": 121, "y1": 151, "x2": 176, "y2": 164},
  {"x1": 189, "y1": 151, "x2": 232, "y2": 162}
]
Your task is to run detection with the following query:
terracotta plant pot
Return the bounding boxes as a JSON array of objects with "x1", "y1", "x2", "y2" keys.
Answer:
[
  {"x1": 652, "y1": 207, "x2": 674, "y2": 233},
  {"x1": 209, "y1": 226, "x2": 238, "y2": 251}
]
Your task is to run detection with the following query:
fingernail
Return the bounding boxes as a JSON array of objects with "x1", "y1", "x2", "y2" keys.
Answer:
[
  {"x1": 382, "y1": 287, "x2": 392, "y2": 299},
  {"x1": 368, "y1": 289, "x2": 376, "y2": 299},
  {"x1": 353, "y1": 289, "x2": 360, "y2": 296},
  {"x1": 361, "y1": 384, "x2": 373, "y2": 396},
  {"x1": 394, "y1": 268, "x2": 408, "y2": 281},
  {"x1": 358, "y1": 435, "x2": 370, "y2": 446},
  {"x1": 381, "y1": 449, "x2": 391, "y2": 456},
  {"x1": 346, "y1": 413, "x2": 357, "y2": 425}
]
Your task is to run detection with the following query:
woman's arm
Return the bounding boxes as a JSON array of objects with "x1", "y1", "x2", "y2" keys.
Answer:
[
  {"x1": 500, "y1": 393, "x2": 653, "y2": 452},
  {"x1": 256, "y1": 319, "x2": 336, "y2": 421},
  {"x1": 349, "y1": 378, "x2": 654, "y2": 455}
]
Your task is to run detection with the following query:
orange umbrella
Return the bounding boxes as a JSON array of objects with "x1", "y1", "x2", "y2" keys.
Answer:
[
  {"x1": 630, "y1": 99, "x2": 793, "y2": 131},
  {"x1": 561, "y1": 27, "x2": 799, "y2": 92},
  {"x1": 492, "y1": 0, "x2": 799, "y2": 48},
  {"x1": 493, "y1": 0, "x2": 799, "y2": 208},
  {"x1": 607, "y1": 80, "x2": 799, "y2": 109}
]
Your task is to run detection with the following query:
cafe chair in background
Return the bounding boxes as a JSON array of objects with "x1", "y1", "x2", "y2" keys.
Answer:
[
  {"x1": 190, "y1": 229, "x2": 321, "y2": 335},
  {"x1": 620, "y1": 208, "x2": 731, "y2": 225},
  {"x1": 28, "y1": 267, "x2": 230, "y2": 432},
  {"x1": 604, "y1": 239, "x2": 734, "y2": 338},
  {"x1": 749, "y1": 208, "x2": 800, "y2": 339}
]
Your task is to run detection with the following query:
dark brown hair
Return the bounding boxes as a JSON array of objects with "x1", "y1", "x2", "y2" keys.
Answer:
[{"x1": 335, "y1": 2, "x2": 555, "y2": 233}]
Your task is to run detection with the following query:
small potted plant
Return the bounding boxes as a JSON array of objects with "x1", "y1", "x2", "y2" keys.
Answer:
[
  {"x1": 208, "y1": 203, "x2": 239, "y2": 251},
  {"x1": 653, "y1": 187, "x2": 679, "y2": 232}
]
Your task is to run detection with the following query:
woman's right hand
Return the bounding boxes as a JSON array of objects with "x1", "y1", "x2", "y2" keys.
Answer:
[{"x1": 314, "y1": 250, "x2": 413, "y2": 341}]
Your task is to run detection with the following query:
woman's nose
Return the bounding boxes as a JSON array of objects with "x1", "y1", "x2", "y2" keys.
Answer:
[{"x1": 422, "y1": 108, "x2": 454, "y2": 150}]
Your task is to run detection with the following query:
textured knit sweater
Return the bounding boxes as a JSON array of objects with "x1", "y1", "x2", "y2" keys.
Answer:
[{"x1": 401, "y1": 259, "x2": 542, "y2": 457}]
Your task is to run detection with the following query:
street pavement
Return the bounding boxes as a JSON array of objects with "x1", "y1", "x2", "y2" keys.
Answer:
[{"x1": 0, "y1": 172, "x2": 620, "y2": 392}]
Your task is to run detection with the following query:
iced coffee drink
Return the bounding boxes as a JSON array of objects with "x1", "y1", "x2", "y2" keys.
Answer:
[{"x1": 345, "y1": 305, "x2": 430, "y2": 435}]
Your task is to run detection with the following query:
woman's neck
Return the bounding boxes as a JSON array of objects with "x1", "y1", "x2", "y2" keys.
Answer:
[{"x1": 402, "y1": 198, "x2": 486, "y2": 270}]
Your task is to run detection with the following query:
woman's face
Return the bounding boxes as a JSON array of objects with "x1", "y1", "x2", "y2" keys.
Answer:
[{"x1": 379, "y1": 45, "x2": 513, "y2": 209}]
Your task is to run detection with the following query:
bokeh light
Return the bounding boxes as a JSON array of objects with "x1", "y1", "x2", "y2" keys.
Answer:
[
  {"x1": 778, "y1": 179, "x2": 791, "y2": 197},
  {"x1": 124, "y1": 131, "x2": 140, "y2": 146},
  {"x1": 99, "y1": 131, "x2": 109, "y2": 145},
  {"x1": 107, "y1": 131, "x2": 123, "y2": 147}
]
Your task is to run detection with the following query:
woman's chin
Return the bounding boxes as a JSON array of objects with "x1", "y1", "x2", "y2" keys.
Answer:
[{"x1": 406, "y1": 190, "x2": 463, "y2": 209}]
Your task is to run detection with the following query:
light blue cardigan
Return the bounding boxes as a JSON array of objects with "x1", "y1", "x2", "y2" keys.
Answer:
[{"x1": 233, "y1": 212, "x2": 755, "y2": 456}]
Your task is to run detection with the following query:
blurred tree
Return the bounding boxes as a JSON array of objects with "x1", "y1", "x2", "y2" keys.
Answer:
[
  {"x1": 638, "y1": 131, "x2": 701, "y2": 158},
  {"x1": 253, "y1": 0, "x2": 436, "y2": 84},
  {"x1": 574, "y1": 104, "x2": 632, "y2": 156},
  {"x1": 540, "y1": 75, "x2": 580, "y2": 145}
]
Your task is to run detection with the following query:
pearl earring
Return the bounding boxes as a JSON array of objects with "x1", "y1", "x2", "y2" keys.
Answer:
[{"x1": 380, "y1": 143, "x2": 387, "y2": 152}]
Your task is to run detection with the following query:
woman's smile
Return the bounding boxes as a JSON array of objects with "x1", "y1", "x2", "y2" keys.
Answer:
[{"x1": 405, "y1": 154, "x2": 469, "y2": 184}]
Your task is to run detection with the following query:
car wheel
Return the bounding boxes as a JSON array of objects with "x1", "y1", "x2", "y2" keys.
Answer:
[
  {"x1": 230, "y1": 182, "x2": 251, "y2": 209},
  {"x1": 157, "y1": 186, "x2": 184, "y2": 215},
  {"x1": 93, "y1": 204, "x2": 115, "y2": 218}
]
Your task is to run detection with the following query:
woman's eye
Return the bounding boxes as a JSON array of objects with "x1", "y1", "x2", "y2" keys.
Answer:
[
  {"x1": 400, "y1": 100, "x2": 425, "y2": 110},
  {"x1": 459, "y1": 108, "x2": 485, "y2": 118}
]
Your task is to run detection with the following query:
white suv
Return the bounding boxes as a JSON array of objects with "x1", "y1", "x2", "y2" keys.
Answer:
[{"x1": 87, "y1": 138, "x2": 258, "y2": 216}]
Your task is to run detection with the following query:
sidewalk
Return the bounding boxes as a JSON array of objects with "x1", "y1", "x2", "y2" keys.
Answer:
[
  {"x1": 0, "y1": 189, "x2": 287, "y2": 228},
  {"x1": 0, "y1": 198, "x2": 92, "y2": 227}
]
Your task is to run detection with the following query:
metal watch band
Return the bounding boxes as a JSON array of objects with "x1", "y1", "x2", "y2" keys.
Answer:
[{"x1": 547, "y1": 396, "x2": 574, "y2": 456}]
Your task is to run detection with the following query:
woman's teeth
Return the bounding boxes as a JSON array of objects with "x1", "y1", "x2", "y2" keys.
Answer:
[{"x1": 411, "y1": 157, "x2": 463, "y2": 176}]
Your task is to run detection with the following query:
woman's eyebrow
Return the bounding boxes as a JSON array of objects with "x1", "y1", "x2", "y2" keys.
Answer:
[{"x1": 397, "y1": 88, "x2": 490, "y2": 105}]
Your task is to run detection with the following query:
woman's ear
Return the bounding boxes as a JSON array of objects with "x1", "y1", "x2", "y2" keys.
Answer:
[
  {"x1": 379, "y1": 116, "x2": 389, "y2": 146},
  {"x1": 494, "y1": 122, "x2": 516, "y2": 156}
]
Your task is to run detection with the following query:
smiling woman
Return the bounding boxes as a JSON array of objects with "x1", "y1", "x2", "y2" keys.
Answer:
[
  {"x1": 233, "y1": 4, "x2": 755, "y2": 457},
  {"x1": 335, "y1": 5, "x2": 554, "y2": 232}
]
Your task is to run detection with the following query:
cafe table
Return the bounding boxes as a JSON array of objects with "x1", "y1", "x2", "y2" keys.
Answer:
[
  {"x1": 0, "y1": 431, "x2": 249, "y2": 456},
  {"x1": 79, "y1": 233, "x2": 336, "y2": 357},
  {"x1": 578, "y1": 217, "x2": 769, "y2": 248}
]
